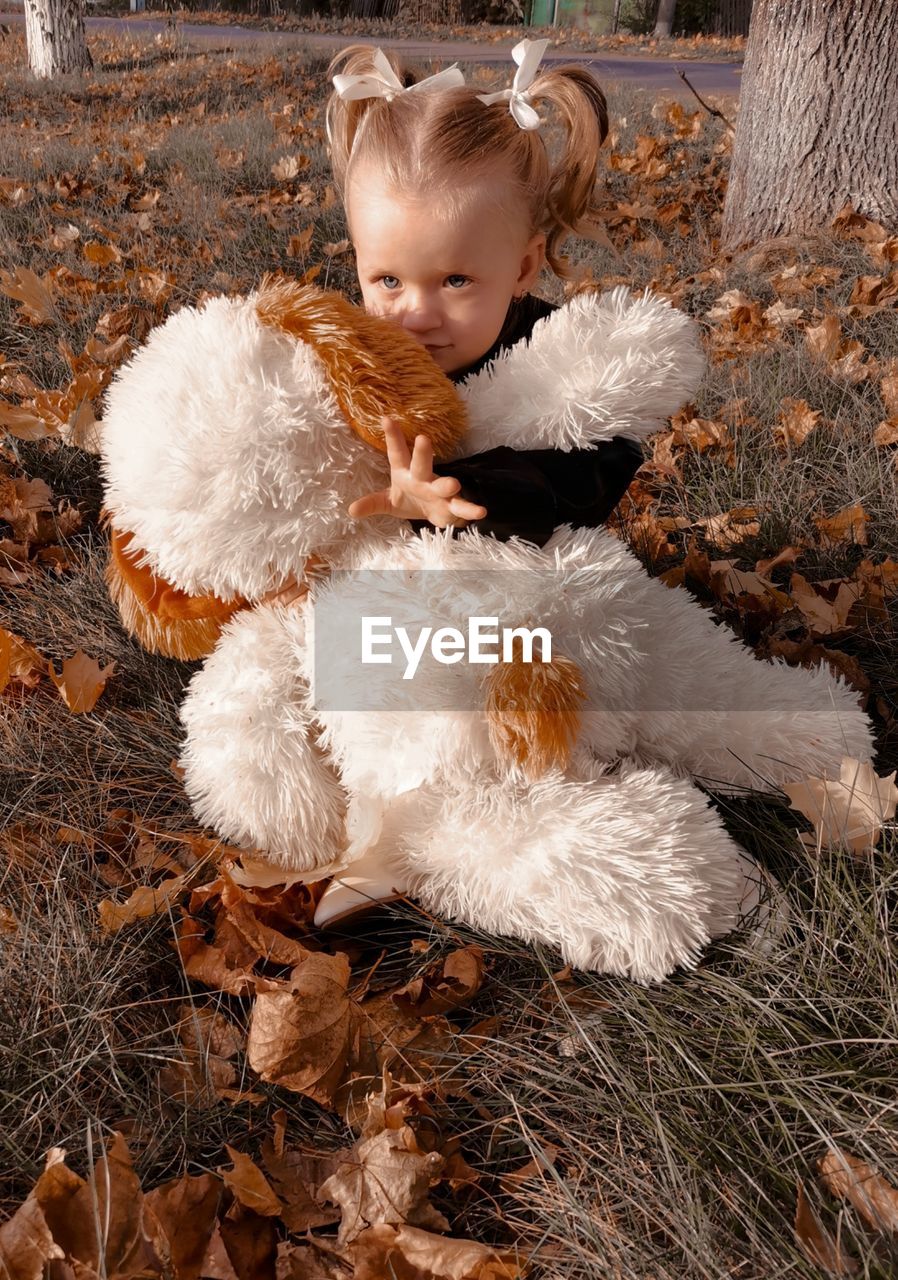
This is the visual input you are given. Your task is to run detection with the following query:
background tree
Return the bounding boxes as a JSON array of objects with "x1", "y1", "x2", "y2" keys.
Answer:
[
  {"x1": 721, "y1": 0, "x2": 898, "y2": 251},
  {"x1": 653, "y1": 0, "x2": 677, "y2": 37},
  {"x1": 24, "y1": 0, "x2": 92, "y2": 79}
]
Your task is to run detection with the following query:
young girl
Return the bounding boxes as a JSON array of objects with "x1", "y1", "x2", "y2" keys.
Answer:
[
  {"x1": 326, "y1": 38, "x2": 645, "y2": 551},
  {"x1": 311, "y1": 39, "x2": 646, "y2": 923}
]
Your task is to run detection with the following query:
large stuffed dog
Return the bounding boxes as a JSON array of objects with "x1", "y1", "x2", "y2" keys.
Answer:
[{"x1": 100, "y1": 276, "x2": 874, "y2": 984}]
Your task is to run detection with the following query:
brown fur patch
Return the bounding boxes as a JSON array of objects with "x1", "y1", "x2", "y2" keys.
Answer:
[
  {"x1": 107, "y1": 526, "x2": 245, "y2": 659},
  {"x1": 485, "y1": 645, "x2": 588, "y2": 781},
  {"x1": 254, "y1": 273, "x2": 468, "y2": 458}
]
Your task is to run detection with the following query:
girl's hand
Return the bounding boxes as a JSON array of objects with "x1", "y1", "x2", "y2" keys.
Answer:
[{"x1": 347, "y1": 416, "x2": 487, "y2": 528}]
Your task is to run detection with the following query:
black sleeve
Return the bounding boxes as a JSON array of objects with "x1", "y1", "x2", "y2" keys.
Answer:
[{"x1": 408, "y1": 438, "x2": 644, "y2": 549}]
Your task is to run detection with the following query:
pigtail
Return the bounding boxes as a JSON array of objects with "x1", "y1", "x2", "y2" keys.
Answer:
[
  {"x1": 325, "y1": 44, "x2": 414, "y2": 195},
  {"x1": 528, "y1": 65, "x2": 609, "y2": 279}
]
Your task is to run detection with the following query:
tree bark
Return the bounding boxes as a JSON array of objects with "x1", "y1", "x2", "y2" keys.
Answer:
[
  {"x1": 24, "y1": 0, "x2": 92, "y2": 79},
  {"x1": 721, "y1": 0, "x2": 898, "y2": 252},
  {"x1": 653, "y1": 0, "x2": 677, "y2": 37}
]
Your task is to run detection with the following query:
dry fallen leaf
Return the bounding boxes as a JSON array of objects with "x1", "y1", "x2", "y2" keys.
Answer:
[
  {"x1": 160, "y1": 1005, "x2": 246, "y2": 1107},
  {"x1": 174, "y1": 915, "x2": 260, "y2": 998},
  {"x1": 393, "y1": 945, "x2": 486, "y2": 1017},
  {"x1": 340, "y1": 1223, "x2": 526, "y2": 1280},
  {"x1": 31, "y1": 1132, "x2": 162, "y2": 1277},
  {"x1": 774, "y1": 398, "x2": 822, "y2": 452},
  {"x1": 0, "y1": 400, "x2": 54, "y2": 440},
  {"x1": 0, "y1": 903, "x2": 19, "y2": 936},
  {"x1": 202, "y1": 1202, "x2": 277, "y2": 1280},
  {"x1": 271, "y1": 154, "x2": 309, "y2": 182},
  {"x1": 755, "y1": 544, "x2": 803, "y2": 577},
  {"x1": 499, "y1": 1141, "x2": 563, "y2": 1192},
  {"x1": 318, "y1": 1124, "x2": 449, "y2": 1247},
  {"x1": 873, "y1": 418, "x2": 898, "y2": 446},
  {"x1": 818, "y1": 1147, "x2": 898, "y2": 1235},
  {"x1": 0, "y1": 264, "x2": 58, "y2": 324},
  {"x1": 805, "y1": 314, "x2": 871, "y2": 384},
  {"x1": 795, "y1": 1179, "x2": 859, "y2": 1276},
  {"x1": 693, "y1": 506, "x2": 761, "y2": 550},
  {"x1": 48, "y1": 649, "x2": 116, "y2": 713},
  {"x1": 247, "y1": 950, "x2": 355, "y2": 1109},
  {"x1": 144, "y1": 1172, "x2": 223, "y2": 1280},
  {"x1": 761, "y1": 637, "x2": 870, "y2": 699},
  {"x1": 0, "y1": 626, "x2": 45, "y2": 692},
  {"x1": 221, "y1": 1147, "x2": 284, "y2": 1218},
  {"x1": 259, "y1": 1132, "x2": 343, "y2": 1234},
  {"x1": 99, "y1": 874, "x2": 190, "y2": 932},
  {"x1": 782, "y1": 756, "x2": 898, "y2": 854},
  {"x1": 788, "y1": 573, "x2": 861, "y2": 637},
  {"x1": 0, "y1": 1183, "x2": 65, "y2": 1278},
  {"x1": 814, "y1": 504, "x2": 870, "y2": 548}
]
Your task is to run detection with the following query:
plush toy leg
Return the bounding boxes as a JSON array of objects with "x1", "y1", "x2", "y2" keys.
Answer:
[
  {"x1": 179, "y1": 603, "x2": 347, "y2": 872},
  {"x1": 610, "y1": 573, "x2": 875, "y2": 794},
  {"x1": 388, "y1": 760, "x2": 758, "y2": 986}
]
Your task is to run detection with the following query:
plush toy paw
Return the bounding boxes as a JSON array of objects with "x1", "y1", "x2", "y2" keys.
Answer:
[{"x1": 383, "y1": 760, "x2": 755, "y2": 986}]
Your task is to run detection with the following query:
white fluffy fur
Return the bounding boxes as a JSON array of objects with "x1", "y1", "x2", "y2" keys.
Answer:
[
  {"x1": 179, "y1": 603, "x2": 347, "y2": 870},
  {"x1": 100, "y1": 286, "x2": 704, "y2": 601},
  {"x1": 456, "y1": 286, "x2": 707, "y2": 454},
  {"x1": 101, "y1": 292, "x2": 395, "y2": 601},
  {"x1": 118, "y1": 284, "x2": 875, "y2": 982},
  {"x1": 181, "y1": 519, "x2": 874, "y2": 980},
  {"x1": 312, "y1": 525, "x2": 874, "y2": 800},
  {"x1": 368, "y1": 761, "x2": 752, "y2": 984}
]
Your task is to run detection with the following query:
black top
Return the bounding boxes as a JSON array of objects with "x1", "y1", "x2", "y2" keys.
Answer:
[{"x1": 408, "y1": 293, "x2": 644, "y2": 549}]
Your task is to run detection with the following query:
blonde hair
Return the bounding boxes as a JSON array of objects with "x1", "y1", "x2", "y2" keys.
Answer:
[{"x1": 325, "y1": 44, "x2": 609, "y2": 281}]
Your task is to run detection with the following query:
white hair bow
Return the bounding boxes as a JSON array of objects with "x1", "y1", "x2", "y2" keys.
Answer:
[
  {"x1": 475, "y1": 37, "x2": 551, "y2": 131},
  {"x1": 332, "y1": 47, "x2": 465, "y2": 104}
]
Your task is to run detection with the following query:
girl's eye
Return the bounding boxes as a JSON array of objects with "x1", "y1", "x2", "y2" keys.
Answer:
[
  {"x1": 446, "y1": 275, "x2": 470, "y2": 288},
  {"x1": 379, "y1": 276, "x2": 401, "y2": 290}
]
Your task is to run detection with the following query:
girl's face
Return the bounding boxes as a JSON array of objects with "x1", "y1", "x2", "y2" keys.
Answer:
[{"x1": 347, "y1": 167, "x2": 546, "y2": 376}]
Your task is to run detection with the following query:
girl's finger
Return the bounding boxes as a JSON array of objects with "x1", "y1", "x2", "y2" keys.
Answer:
[
  {"x1": 348, "y1": 491, "x2": 391, "y2": 519},
  {"x1": 430, "y1": 475, "x2": 461, "y2": 497},
  {"x1": 448, "y1": 497, "x2": 487, "y2": 520},
  {"x1": 409, "y1": 433, "x2": 435, "y2": 484},
  {"x1": 382, "y1": 417, "x2": 410, "y2": 471}
]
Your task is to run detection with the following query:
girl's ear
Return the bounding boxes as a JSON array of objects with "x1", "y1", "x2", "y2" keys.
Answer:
[{"x1": 517, "y1": 232, "x2": 547, "y2": 293}]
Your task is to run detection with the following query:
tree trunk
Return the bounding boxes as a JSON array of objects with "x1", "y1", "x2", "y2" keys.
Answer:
[
  {"x1": 24, "y1": 0, "x2": 92, "y2": 79},
  {"x1": 653, "y1": 0, "x2": 677, "y2": 37},
  {"x1": 721, "y1": 0, "x2": 898, "y2": 252}
]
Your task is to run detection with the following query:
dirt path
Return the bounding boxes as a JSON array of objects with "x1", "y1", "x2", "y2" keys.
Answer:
[{"x1": 0, "y1": 12, "x2": 742, "y2": 96}]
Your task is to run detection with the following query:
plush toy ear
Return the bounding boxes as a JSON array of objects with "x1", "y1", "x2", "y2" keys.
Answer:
[
  {"x1": 101, "y1": 277, "x2": 470, "y2": 607},
  {"x1": 254, "y1": 273, "x2": 467, "y2": 459},
  {"x1": 105, "y1": 524, "x2": 244, "y2": 660}
]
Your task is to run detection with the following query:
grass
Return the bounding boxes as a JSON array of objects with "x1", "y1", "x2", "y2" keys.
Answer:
[{"x1": 1, "y1": 28, "x2": 897, "y2": 1278}]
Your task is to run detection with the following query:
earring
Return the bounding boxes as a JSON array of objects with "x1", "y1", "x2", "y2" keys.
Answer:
[{"x1": 514, "y1": 289, "x2": 529, "y2": 301}]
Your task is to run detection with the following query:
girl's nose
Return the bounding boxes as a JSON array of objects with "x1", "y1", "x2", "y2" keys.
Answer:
[{"x1": 399, "y1": 294, "x2": 441, "y2": 334}]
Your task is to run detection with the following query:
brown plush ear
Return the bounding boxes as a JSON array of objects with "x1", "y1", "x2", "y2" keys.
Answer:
[
  {"x1": 254, "y1": 273, "x2": 468, "y2": 458},
  {"x1": 485, "y1": 646, "x2": 588, "y2": 781},
  {"x1": 106, "y1": 526, "x2": 244, "y2": 660}
]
